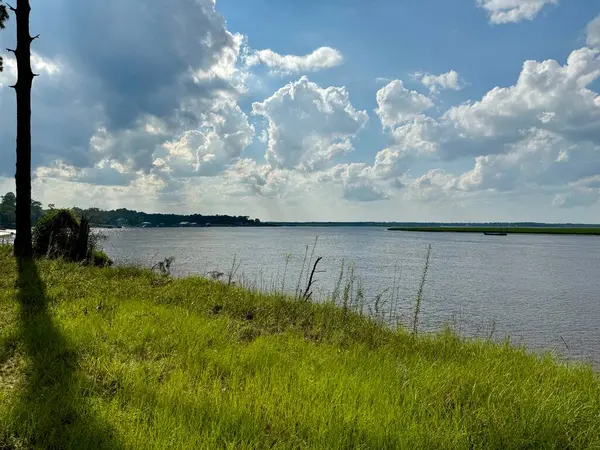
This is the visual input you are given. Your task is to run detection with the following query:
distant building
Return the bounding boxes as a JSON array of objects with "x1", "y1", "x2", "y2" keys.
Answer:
[
  {"x1": 141, "y1": 222, "x2": 153, "y2": 228},
  {"x1": 179, "y1": 222, "x2": 190, "y2": 227}
]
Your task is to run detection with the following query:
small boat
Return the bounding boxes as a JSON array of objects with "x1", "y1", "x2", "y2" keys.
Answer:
[{"x1": 483, "y1": 231, "x2": 507, "y2": 236}]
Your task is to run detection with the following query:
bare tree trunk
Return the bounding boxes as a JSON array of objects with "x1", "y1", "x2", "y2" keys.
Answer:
[
  {"x1": 74, "y1": 217, "x2": 89, "y2": 262},
  {"x1": 10, "y1": 0, "x2": 35, "y2": 259}
]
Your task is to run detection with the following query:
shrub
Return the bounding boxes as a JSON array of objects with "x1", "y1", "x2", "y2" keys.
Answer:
[
  {"x1": 33, "y1": 209, "x2": 109, "y2": 266},
  {"x1": 90, "y1": 249, "x2": 113, "y2": 267},
  {"x1": 33, "y1": 209, "x2": 80, "y2": 258}
]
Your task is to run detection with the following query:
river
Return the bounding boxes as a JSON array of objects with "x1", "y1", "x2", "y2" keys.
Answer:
[{"x1": 100, "y1": 226, "x2": 600, "y2": 366}]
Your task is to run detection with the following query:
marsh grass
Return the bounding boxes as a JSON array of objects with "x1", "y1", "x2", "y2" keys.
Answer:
[
  {"x1": 388, "y1": 226, "x2": 600, "y2": 235},
  {"x1": 2, "y1": 245, "x2": 600, "y2": 448},
  {"x1": 412, "y1": 244, "x2": 432, "y2": 337}
]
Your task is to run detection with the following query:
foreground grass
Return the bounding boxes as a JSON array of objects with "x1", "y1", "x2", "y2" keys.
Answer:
[
  {"x1": 388, "y1": 226, "x2": 600, "y2": 235},
  {"x1": 1, "y1": 247, "x2": 600, "y2": 449}
]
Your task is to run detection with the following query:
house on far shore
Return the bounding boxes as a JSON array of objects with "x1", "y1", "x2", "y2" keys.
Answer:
[
  {"x1": 141, "y1": 222, "x2": 153, "y2": 228},
  {"x1": 179, "y1": 222, "x2": 190, "y2": 227}
]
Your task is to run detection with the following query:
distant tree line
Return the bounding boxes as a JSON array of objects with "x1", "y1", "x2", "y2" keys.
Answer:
[
  {"x1": 0, "y1": 192, "x2": 263, "y2": 228},
  {"x1": 0, "y1": 191, "x2": 43, "y2": 228},
  {"x1": 75, "y1": 207, "x2": 263, "y2": 228}
]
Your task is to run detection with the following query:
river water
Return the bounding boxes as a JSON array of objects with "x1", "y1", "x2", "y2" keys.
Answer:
[{"x1": 100, "y1": 227, "x2": 600, "y2": 366}]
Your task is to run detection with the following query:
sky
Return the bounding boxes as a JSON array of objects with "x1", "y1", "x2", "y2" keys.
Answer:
[{"x1": 0, "y1": 0, "x2": 599, "y2": 222}]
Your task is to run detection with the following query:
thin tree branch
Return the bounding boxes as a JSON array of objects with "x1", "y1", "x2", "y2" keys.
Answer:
[
  {"x1": 302, "y1": 256, "x2": 323, "y2": 301},
  {"x1": 30, "y1": 33, "x2": 39, "y2": 41}
]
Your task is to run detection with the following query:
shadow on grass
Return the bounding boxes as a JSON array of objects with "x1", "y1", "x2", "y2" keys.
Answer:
[{"x1": 8, "y1": 258, "x2": 122, "y2": 449}]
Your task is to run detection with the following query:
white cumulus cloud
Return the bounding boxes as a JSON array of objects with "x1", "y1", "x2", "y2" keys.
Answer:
[
  {"x1": 252, "y1": 76, "x2": 368, "y2": 171},
  {"x1": 414, "y1": 70, "x2": 465, "y2": 94},
  {"x1": 318, "y1": 163, "x2": 391, "y2": 202},
  {"x1": 155, "y1": 97, "x2": 255, "y2": 177},
  {"x1": 458, "y1": 130, "x2": 600, "y2": 193},
  {"x1": 587, "y1": 15, "x2": 600, "y2": 49},
  {"x1": 375, "y1": 80, "x2": 434, "y2": 129},
  {"x1": 383, "y1": 46, "x2": 600, "y2": 163},
  {"x1": 442, "y1": 47, "x2": 600, "y2": 154},
  {"x1": 343, "y1": 182, "x2": 389, "y2": 202},
  {"x1": 406, "y1": 169, "x2": 460, "y2": 202},
  {"x1": 0, "y1": 0, "x2": 251, "y2": 184},
  {"x1": 246, "y1": 47, "x2": 343, "y2": 74},
  {"x1": 476, "y1": 0, "x2": 558, "y2": 24},
  {"x1": 318, "y1": 146, "x2": 413, "y2": 202}
]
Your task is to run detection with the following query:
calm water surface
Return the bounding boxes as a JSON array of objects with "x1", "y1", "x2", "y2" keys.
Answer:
[{"x1": 101, "y1": 227, "x2": 600, "y2": 366}]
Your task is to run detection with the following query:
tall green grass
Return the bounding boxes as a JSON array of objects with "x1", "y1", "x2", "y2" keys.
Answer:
[{"x1": 1, "y1": 245, "x2": 600, "y2": 449}]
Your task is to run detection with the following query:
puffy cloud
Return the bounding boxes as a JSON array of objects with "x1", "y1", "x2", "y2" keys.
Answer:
[
  {"x1": 69, "y1": 95, "x2": 255, "y2": 181},
  {"x1": 587, "y1": 15, "x2": 600, "y2": 49},
  {"x1": 458, "y1": 130, "x2": 600, "y2": 192},
  {"x1": 0, "y1": 0, "x2": 248, "y2": 182},
  {"x1": 375, "y1": 80, "x2": 434, "y2": 129},
  {"x1": 252, "y1": 76, "x2": 368, "y2": 171},
  {"x1": 319, "y1": 85, "x2": 438, "y2": 205},
  {"x1": 85, "y1": 118, "x2": 171, "y2": 174},
  {"x1": 406, "y1": 169, "x2": 459, "y2": 202},
  {"x1": 370, "y1": 147, "x2": 414, "y2": 180},
  {"x1": 246, "y1": 47, "x2": 343, "y2": 74},
  {"x1": 61, "y1": 0, "x2": 239, "y2": 130},
  {"x1": 321, "y1": 147, "x2": 412, "y2": 185},
  {"x1": 318, "y1": 163, "x2": 390, "y2": 202},
  {"x1": 221, "y1": 159, "x2": 281, "y2": 197},
  {"x1": 442, "y1": 47, "x2": 600, "y2": 155},
  {"x1": 317, "y1": 146, "x2": 412, "y2": 203},
  {"x1": 192, "y1": 33, "x2": 250, "y2": 93},
  {"x1": 390, "y1": 116, "x2": 440, "y2": 155},
  {"x1": 35, "y1": 160, "x2": 136, "y2": 187},
  {"x1": 320, "y1": 162, "x2": 370, "y2": 182},
  {"x1": 383, "y1": 47, "x2": 600, "y2": 163},
  {"x1": 219, "y1": 158, "x2": 317, "y2": 201},
  {"x1": 156, "y1": 98, "x2": 255, "y2": 177},
  {"x1": 476, "y1": 0, "x2": 558, "y2": 24},
  {"x1": 403, "y1": 127, "x2": 600, "y2": 209},
  {"x1": 342, "y1": 182, "x2": 389, "y2": 202},
  {"x1": 414, "y1": 70, "x2": 465, "y2": 94}
]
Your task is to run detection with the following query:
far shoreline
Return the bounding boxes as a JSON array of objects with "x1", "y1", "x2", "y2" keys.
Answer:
[{"x1": 387, "y1": 226, "x2": 600, "y2": 235}]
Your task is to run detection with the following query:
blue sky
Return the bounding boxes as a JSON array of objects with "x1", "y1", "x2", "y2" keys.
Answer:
[{"x1": 0, "y1": 0, "x2": 599, "y2": 222}]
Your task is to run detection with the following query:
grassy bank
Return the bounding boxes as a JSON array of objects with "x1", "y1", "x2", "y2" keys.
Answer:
[
  {"x1": 388, "y1": 226, "x2": 600, "y2": 235},
  {"x1": 1, "y1": 246, "x2": 600, "y2": 448}
]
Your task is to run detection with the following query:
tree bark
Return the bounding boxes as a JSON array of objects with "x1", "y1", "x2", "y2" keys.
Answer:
[{"x1": 12, "y1": 0, "x2": 34, "y2": 259}]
